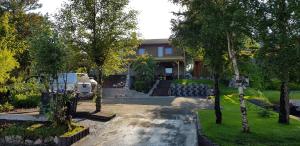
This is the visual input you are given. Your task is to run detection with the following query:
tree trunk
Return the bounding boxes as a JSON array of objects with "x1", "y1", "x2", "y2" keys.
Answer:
[
  {"x1": 95, "y1": 68, "x2": 103, "y2": 112},
  {"x1": 214, "y1": 73, "x2": 222, "y2": 124},
  {"x1": 279, "y1": 81, "x2": 289, "y2": 124},
  {"x1": 227, "y1": 32, "x2": 250, "y2": 133}
]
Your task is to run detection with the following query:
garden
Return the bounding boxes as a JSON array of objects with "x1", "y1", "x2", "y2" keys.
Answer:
[{"x1": 0, "y1": 0, "x2": 137, "y2": 145}]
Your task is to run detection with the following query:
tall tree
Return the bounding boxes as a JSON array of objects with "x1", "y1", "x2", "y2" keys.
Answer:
[
  {"x1": 171, "y1": 0, "x2": 228, "y2": 124},
  {"x1": 254, "y1": 0, "x2": 300, "y2": 124},
  {"x1": 0, "y1": 0, "x2": 43, "y2": 77},
  {"x1": 172, "y1": 0, "x2": 253, "y2": 132},
  {"x1": 57, "y1": 0, "x2": 138, "y2": 112},
  {"x1": 0, "y1": 13, "x2": 21, "y2": 86}
]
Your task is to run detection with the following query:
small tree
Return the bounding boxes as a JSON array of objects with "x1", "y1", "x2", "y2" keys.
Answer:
[
  {"x1": 30, "y1": 17, "x2": 68, "y2": 126},
  {"x1": 132, "y1": 55, "x2": 155, "y2": 82},
  {"x1": 132, "y1": 55, "x2": 155, "y2": 92}
]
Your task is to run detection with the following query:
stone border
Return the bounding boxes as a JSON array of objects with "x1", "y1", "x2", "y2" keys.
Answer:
[
  {"x1": 194, "y1": 112, "x2": 218, "y2": 146},
  {"x1": 58, "y1": 127, "x2": 89, "y2": 146}
]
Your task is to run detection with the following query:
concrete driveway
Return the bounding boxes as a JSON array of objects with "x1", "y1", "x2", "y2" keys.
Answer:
[{"x1": 73, "y1": 97, "x2": 213, "y2": 146}]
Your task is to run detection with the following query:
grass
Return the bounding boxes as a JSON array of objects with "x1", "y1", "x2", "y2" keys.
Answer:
[
  {"x1": 262, "y1": 90, "x2": 300, "y2": 104},
  {"x1": 199, "y1": 87, "x2": 300, "y2": 146},
  {"x1": 174, "y1": 79, "x2": 300, "y2": 104},
  {"x1": 62, "y1": 124, "x2": 85, "y2": 137},
  {"x1": 0, "y1": 122, "x2": 67, "y2": 140},
  {"x1": 0, "y1": 122, "x2": 85, "y2": 140}
]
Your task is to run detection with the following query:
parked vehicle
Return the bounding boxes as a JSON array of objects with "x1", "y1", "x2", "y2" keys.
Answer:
[{"x1": 51, "y1": 73, "x2": 97, "y2": 98}]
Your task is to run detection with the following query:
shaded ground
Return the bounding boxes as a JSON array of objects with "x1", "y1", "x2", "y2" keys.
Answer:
[{"x1": 73, "y1": 97, "x2": 213, "y2": 146}]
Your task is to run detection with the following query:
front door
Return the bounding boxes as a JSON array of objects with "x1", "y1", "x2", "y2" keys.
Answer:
[{"x1": 165, "y1": 67, "x2": 173, "y2": 80}]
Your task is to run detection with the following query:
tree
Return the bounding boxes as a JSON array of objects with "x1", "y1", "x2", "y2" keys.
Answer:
[
  {"x1": 171, "y1": 0, "x2": 253, "y2": 132},
  {"x1": 254, "y1": 0, "x2": 300, "y2": 124},
  {"x1": 132, "y1": 55, "x2": 155, "y2": 82},
  {"x1": 0, "y1": 0, "x2": 44, "y2": 77},
  {"x1": 57, "y1": 0, "x2": 138, "y2": 112},
  {"x1": 29, "y1": 18, "x2": 65, "y2": 92},
  {"x1": 0, "y1": 12, "x2": 25, "y2": 86},
  {"x1": 171, "y1": 0, "x2": 227, "y2": 124}
]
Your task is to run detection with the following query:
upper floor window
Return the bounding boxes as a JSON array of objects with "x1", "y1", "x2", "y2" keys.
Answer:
[
  {"x1": 138, "y1": 48, "x2": 145, "y2": 55},
  {"x1": 165, "y1": 48, "x2": 173, "y2": 55},
  {"x1": 158, "y1": 47, "x2": 164, "y2": 57}
]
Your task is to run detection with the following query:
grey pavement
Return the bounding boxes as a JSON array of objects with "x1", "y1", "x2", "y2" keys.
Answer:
[{"x1": 72, "y1": 96, "x2": 213, "y2": 146}]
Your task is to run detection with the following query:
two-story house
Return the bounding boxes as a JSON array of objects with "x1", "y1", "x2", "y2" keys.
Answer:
[{"x1": 136, "y1": 39, "x2": 185, "y2": 80}]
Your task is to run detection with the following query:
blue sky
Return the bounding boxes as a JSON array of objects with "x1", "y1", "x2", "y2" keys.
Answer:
[{"x1": 37, "y1": 0, "x2": 180, "y2": 39}]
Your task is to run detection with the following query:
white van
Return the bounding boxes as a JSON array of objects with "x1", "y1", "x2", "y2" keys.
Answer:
[{"x1": 51, "y1": 73, "x2": 97, "y2": 98}]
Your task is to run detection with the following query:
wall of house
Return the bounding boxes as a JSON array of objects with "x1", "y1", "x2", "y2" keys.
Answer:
[{"x1": 137, "y1": 44, "x2": 183, "y2": 57}]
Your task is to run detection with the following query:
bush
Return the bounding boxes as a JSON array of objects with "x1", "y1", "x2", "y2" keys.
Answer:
[
  {"x1": 0, "y1": 102, "x2": 14, "y2": 112},
  {"x1": 289, "y1": 82, "x2": 300, "y2": 90},
  {"x1": 265, "y1": 79, "x2": 281, "y2": 90},
  {"x1": 265, "y1": 79, "x2": 300, "y2": 90},
  {"x1": 257, "y1": 108, "x2": 275, "y2": 118},
  {"x1": 12, "y1": 94, "x2": 40, "y2": 108},
  {"x1": 134, "y1": 81, "x2": 152, "y2": 93},
  {"x1": 10, "y1": 81, "x2": 42, "y2": 108}
]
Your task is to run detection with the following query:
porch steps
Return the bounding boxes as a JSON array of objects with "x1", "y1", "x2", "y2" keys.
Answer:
[{"x1": 151, "y1": 80, "x2": 172, "y2": 96}]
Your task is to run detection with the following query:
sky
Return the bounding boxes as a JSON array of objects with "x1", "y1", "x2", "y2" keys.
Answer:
[{"x1": 37, "y1": 0, "x2": 181, "y2": 39}]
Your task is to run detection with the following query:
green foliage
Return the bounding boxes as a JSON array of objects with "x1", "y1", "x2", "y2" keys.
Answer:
[
  {"x1": 198, "y1": 88, "x2": 300, "y2": 145},
  {"x1": 10, "y1": 80, "x2": 43, "y2": 108},
  {"x1": 30, "y1": 18, "x2": 65, "y2": 80},
  {"x1": 257, "y1": 108, "x2": 275, "y2": 118},
  {"x1": 255, "y1": 0, "x2": 300, "y2": 83},
  {"x1": 133, "y1": 81, "x2": 152, "y2": 93},
  {"x1": 0, "y1": 122, "x2": 67, "y2": 141},
  {"x1": 62, "y1": 125, "x2": 84, "y2": 137},
  {"x1": 132, "y1": 55, "x2": 155, "y2": 82},
  {"x1": 47, "y1": 93, "x2": 75, "y2": 126},
  {"x1": 12, "y1": 94, "x2": 40, "y2": 108},
  {"x1": 57, "y1": 0, "x2": 139, "y2": 76},
  {"x1": 0, "y1": 13, "x2": 20, "y2": 85},
  {"x1": 0, "y1": 102, "x2": 14, "y2": 112}
]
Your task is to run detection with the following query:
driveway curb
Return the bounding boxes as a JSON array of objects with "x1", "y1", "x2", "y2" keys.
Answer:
[{"x1": 194, "y1": 112, "x2": 218, "y2": 146}]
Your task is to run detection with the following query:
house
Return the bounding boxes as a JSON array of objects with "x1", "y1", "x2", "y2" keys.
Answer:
[
  {"x1": 136, "y1": 39, "x2": 186, "y2": 80},
  {"x1": 103, "y1": 38, "x2": 205, "y2": 89}
]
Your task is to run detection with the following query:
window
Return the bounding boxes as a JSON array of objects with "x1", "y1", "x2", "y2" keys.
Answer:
[
  {"x1": 165, "y1": 48, "x2": 173, "y2": 55},
  {"x1": 158, "y1": 47, "x2": 164, "y2": 57},
  {"x1": 165, "y1": 68, "x2": 173, "y2": 74},
  {"x1": 138, "y1": 48, "x2": 145, "y2": 55}
]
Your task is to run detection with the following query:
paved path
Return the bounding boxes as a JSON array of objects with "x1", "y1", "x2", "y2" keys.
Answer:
[{"x1": 73, "y1": 97, "x2": 213, "y2": 146}]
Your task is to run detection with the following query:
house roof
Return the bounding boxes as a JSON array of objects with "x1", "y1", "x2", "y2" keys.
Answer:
[{"x1": 141, "y1": 39, "x2": 170, "y2": 45}]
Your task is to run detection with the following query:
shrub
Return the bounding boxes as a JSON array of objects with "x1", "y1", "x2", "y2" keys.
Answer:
[
  {"x1": 257, "y1": 108, "x2": 274, "y2": 118},
  {"x1": 12, "y1": 94, "x2": 40, "y2": 108},
  {"x1": 265, "y1": 79, "x2": 281, "y2": 90},
  {"x1": 134, "y1": 81, "x2": 152, "y2": 93},
  {"x1": 0, "y1": 102, "x2": 14, "y2": 112},
  {"x1": 10, "y1": 81, "x2": 42, "y2": 108},
  {"x1": 265, "y1": 79, "x2": 300, "y2": 90}
]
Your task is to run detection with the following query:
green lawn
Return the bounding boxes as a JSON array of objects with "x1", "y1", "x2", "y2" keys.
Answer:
[
  {"x1": 262, "y1": 90, "x2": 300, "y2": 104},
  {"x1": 174, "y1": 79, "x2": 300, "y2": 104},
  {"x1": 199, "y1": 88, "x2": 300, "y2": 146}
]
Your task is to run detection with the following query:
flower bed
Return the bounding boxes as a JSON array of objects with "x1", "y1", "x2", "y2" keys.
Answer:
[{"x1": 0, "y1": 121, "x2": 89, "y2": 146}]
